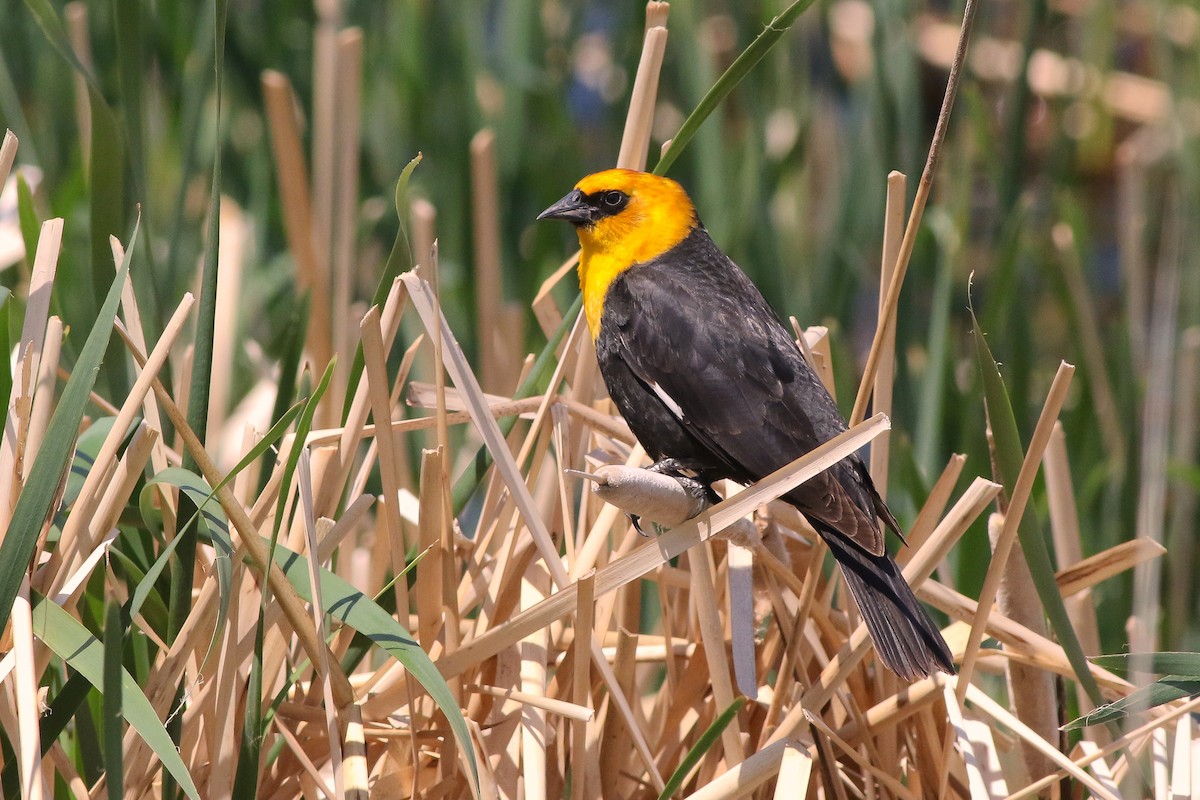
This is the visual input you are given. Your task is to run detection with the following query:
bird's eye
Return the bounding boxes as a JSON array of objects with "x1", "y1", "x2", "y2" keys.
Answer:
[{"x1": 603, "y1": 190, "x2": 626, "y2": 207}]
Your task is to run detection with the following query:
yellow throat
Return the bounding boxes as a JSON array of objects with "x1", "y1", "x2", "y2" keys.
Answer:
[{"x1": 570, "y1": 170, "x2": 697, "y2": 338}]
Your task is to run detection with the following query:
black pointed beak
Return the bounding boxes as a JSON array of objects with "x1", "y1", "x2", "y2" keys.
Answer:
[{"x1": 537, "y1": 189, "x2": 593, "y2": 224}]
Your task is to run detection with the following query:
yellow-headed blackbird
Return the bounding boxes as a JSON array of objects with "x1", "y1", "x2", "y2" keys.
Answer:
[{"x1": 538, "y1": 169, "x2": 954, "y2": 680}]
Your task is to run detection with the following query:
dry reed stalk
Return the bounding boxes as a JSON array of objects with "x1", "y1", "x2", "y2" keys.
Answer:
[
  {"x1": 313, "y1": 276, "x2": 407, "y2": 518},
  {"x1": 469, "y1": 129, "x2": 505, "y2": 394},
  {"x1": 362, "y1": 304, "x2": 413, "y2": 618},
  {"x1": 793, "y1": 323, "x2": 836, "y2": 399},
  {"x1": 113, "y1": 239, "x2": 172, "y2": 478},
  {"x1": 296, "y1": 454, "x2": 350, "y2": 799},
  {"x1": 961, "y1": 680, "x2": 1120, "y2": 800},
  {"x1": 79, "y1": 421, "x2": 157, "y2": 568},
  {"x1": 1170, "y1": 716, "x2": 1192, "y2": 796},
  {"x1": 12, "y1": 573, "x2": 43, "y2": 799},
  {"x1": 205, "y1": 201, "x2": 245, "y2": 456},
  {"x1": 46, "y1": 295, "x2": 194, "y2": 586},
  {"x1": 850, "y1": 0, "x2": 978, "y2": 426},
  {"x1": 790, "y1": 475, "x2": 999, "y2": 718},
  {"x1": 1056, "y1": 538, "x2": 1165, "y2": 599},
  {"x1": 617, "y1": 20, "x2": 669, "y2": 170},
  {"x1": 0, "y1": 217, "x2": 63, "y2": 527},
  {"x1": 1042, "y1": 423, "x2": 1098, "y2": 641},
  {"x1": 689, "y1": 541, "x2": 745, "y2": 766},
  {"x1": 403, "y1": 268, "x2": 668, "y2": 790},
  {"x1": 919, "y1": 583, "x2": 1135, "y2": 698},
  {"x1": 570, "y1": 568, "x2": 595, "y2": 800},
  {"x1": 122, "y1": 335, "x2": 358, "y2": 715},
  {"x1": 985, "y1": 512, "x2": 1057, "y2": 784},
  {"x1": 330, "y1": 27, "x2": 363, "y2": 407},
  {"x1": 727, "y1": 540, "x2": 757, "y2": 699},
  {"x1": 262, "y1": 70, "x2": 335, "y2": 411},
  {"x1": 202, "y1": 562, "x2": 245, "y2": 799},
  {"x1": 0, "y1": 131, "x2": 16, "y2": 190},
  {"x1": 806, "y1": 710, "x2": 920, "y2": 800},
  {"x1": 22, "y1": 316, "x2": 61, "y2": 476},
  {"x1": 771, "y1": 742, "x2": 813, "y2": 800},
  {"x1": 418, "y1": 446, "x2": 448, "y2": 651},
  {"x1": 898, "y1": 452, "x2": 965, "y2": 566},
  {"x1": 868, "y1": 170, "x2": 905, "y2": 498},
  {"x1": 438, "y1": 414, "x2": 891, "y2": 679},
  {"x1": 683, "y1": 738, "x2": 791, "y2": 800},
  {"x1": 956, "y1": 361, "x2": 1075, "y2": 701},
  {"x1": 520, "y1": 563, "x2": 551, "y2": 800},
  {"x1": 598, "y1": 628, "x2": 639, "y2": 793},
  {"x1": 940, "y1": 682, "x2": 998, "y2": 798},
  {"x1": 531, "y1": 254, "x2": 578, "y2": 337}
]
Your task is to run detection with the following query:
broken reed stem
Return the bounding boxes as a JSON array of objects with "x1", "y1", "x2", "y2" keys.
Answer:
[
  {"x1": 261, "y1": 70, "x2": 335, "y2": 409},
  {"x1": 12, "y1": 574, "x2": 44, "y2": 799},
  {"x1": 470, "y1": 129, "x2": 504, "y2": 394},
  {"x1": 869, "y1": 170, "x2": 906, "y2": 498},
  {"x1": 402, "y1": 271, "x2": 667, "y2": 792},
  {"x1": 438, "y1": 413, "x2": 891, "y2": 678},
  {"x1": 0, "y1": 130, "x2": 18, "y2": 188},
  {"x1": 332, "y1": 27, "x2": 364, "y2": 412},
  {"x1": 850, "y1": 0, "x2": 979, "y2": 426},
  {"x1": 617, "y1": 11, "x2": 669, "y2": 170},
  {"x1": 689, "y1": 541, "x2": 744, "y2": 766},
  {"x1": 987, "y1": 512, "x2": 1057, "y2": 783},
  {"x1": 956, "y1": 362, "x2": 1075, "y2": 702}
]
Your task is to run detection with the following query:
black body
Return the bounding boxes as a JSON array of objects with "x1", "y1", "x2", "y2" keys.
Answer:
[{"x1": 595, "y1": 226, "x2": 954, "y2": 680}]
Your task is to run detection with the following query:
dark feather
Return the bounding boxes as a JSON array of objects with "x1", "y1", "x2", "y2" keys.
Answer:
[{"x1": 595, "y1": 225, "x2": 954, "y2": 679}]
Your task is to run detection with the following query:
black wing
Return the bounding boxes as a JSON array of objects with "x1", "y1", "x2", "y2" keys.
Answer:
[
  {"x1": 599, "y1": 227, "x2": 954, "y2": 678},
  {"x1": 602, "y1": 227, "x2": 887, "y2": 555}
]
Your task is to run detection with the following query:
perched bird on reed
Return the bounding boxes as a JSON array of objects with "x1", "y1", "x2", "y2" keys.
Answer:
[{"x1": 538, "y1": 169, "x2": 954, "y2": 680}]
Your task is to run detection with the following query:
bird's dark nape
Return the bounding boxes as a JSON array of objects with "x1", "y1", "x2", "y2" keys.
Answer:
[{"x1": 817, "y1": 523, "x2": 956, "y2": 680}]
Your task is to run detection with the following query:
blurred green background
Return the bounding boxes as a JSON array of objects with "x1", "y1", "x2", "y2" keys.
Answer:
[{"x1": 1, "y1": 0, "x2": 1197, "y2": 655}]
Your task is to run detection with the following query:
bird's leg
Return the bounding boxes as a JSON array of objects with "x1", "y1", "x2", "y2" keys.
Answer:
[{"x1": 621, "y1": 458, "x2": 720, "y2": 537}]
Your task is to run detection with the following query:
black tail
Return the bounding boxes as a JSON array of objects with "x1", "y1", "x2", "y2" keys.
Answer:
[{"x1": 817, "y1": 525, "x2": 955, "y2": 681}]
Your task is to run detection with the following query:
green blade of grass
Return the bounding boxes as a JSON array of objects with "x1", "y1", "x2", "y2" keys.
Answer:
[
  {"x1": 970, "y1": 305, "x2": 1104, "y2": 708},
  {"x1": 658, "y1": 698, "x2": 745, "y2": 799},
  {"x1": 31, "y1": 594, "x2": 201, "y2": 800},
  {"x1": 653, "y1": 0, "x2": 818, "y2": 176},
  {"x1": 1064, "y1": 677, "x2": 1200, "y2": 730},
  {"x1": 1091, "y1": 652, "x2": 1200, "y2": 676},
  {"x1": 342, "y1": 153, "x2": 422, "y2": 421},
  {"x1": 103, "y1": 600, "x2": 124, "y2": 800},
  {"x1": 232, "y1": 616, "x2": 264, "y2": 799}
]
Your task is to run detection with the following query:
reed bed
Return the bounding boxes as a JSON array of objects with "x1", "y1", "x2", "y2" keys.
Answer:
[{"x1": 0, "y1": 0, "x2": 1198, "y2": 797}]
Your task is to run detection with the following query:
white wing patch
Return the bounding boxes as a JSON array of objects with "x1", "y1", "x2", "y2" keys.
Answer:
[{"x1": 649, "y1": 381, "x2": 685, "y2": 422}]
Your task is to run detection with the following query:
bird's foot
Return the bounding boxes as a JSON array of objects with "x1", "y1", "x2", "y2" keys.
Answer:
[{"x1": 645, "y1": 459, "x2": 722, "y2": 507}]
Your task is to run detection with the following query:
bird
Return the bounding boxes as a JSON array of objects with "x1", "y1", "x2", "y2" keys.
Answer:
[{"x1": 537, "y1": 168, "x2": 954, "y2": 680}]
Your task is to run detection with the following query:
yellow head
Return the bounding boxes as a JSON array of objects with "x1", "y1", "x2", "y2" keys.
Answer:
[{"x1": 538, "y1": 169, "x2": 698, "y2": 337}]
